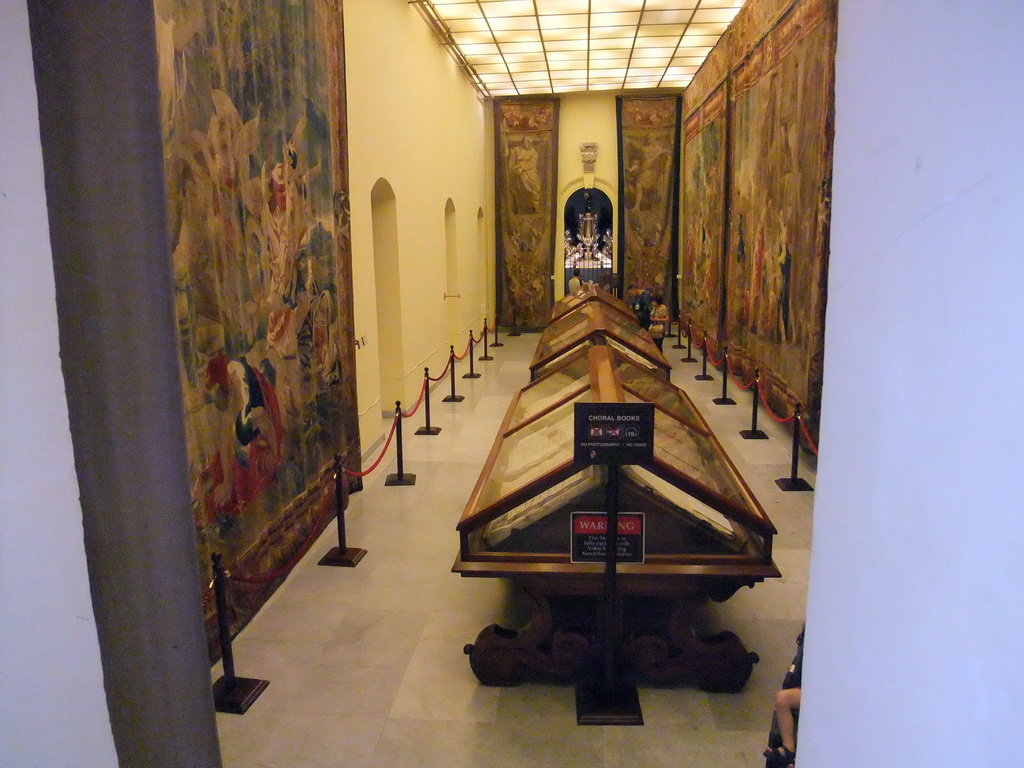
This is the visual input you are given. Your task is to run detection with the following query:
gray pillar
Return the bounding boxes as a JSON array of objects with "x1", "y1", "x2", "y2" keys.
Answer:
[{"x1": 27, "y1": 3, "x2": 222, "y2": 767}]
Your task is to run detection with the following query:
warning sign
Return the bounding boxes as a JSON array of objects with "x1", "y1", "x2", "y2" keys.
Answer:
[{"x1": 570, "y1": 512, "x2": 645, "y2": 564}]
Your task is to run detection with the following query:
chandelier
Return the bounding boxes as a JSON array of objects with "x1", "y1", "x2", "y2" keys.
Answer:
[{"x1": 565, "y1": 207, "x2": 613, "y2": 270}]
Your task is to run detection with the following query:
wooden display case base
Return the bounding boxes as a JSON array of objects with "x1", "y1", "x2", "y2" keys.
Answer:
[{"x1": 462, "y1": 588, "x2": 759, "y2": 693}]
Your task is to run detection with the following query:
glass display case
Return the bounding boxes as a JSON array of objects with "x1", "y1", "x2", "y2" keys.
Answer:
[
  {"x1": 530, "y1": 299, "x2": 670, "y2": 381},
  {"x1": 455, "y1": 343, "x2": 779, "y2": 691},
  {"x1": 550, "y1": 283, "x2": 635, "y2": 324}
]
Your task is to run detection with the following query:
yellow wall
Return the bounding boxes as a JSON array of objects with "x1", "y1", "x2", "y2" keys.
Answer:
[
  {"x1": 554, "y1": 93, "x2": 620, "y2": 299},
  {"x1": 343, "y1": 0, "x2": 492, "y2": 447}
]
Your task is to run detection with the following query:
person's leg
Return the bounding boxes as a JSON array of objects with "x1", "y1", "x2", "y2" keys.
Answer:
[{"x1": 774, "y1": 687, "x2": 800, "y2": 751}]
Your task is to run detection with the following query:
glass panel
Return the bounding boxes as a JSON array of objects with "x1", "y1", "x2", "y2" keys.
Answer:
[
  {"x1": 483, "y1": 465, "x2": 603, "y2": 552},
  {"x1": 474, "y1": 404, "x2": 577, "y2": 514},
  {"x1": 605, "y1": 336, "x2": 665, "y2": 376},
  {"x1": 651, "y1": 409, "x2": 747, "y2": 507},
  {"x1": 605, "y1": 308, "x2": 663, "y2": 357},
  {"x1": 508, "y1": 352, "x2": 590, "y2": 431},
  {"x1": 533, "y1": 307, "x2": 592, "y2": 362},
  {"x1": 616, "y1": 357, "x2": 705, "y2": 431}
]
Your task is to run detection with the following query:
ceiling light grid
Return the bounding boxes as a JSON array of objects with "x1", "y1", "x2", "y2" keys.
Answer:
[{"x1": 410, "y1": 0, "x2": 744, "y2": 97}]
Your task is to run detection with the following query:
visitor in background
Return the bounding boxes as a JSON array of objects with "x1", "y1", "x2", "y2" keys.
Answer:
[
  {"x1": 628, "y1": 284, "x2": 651, "y2": 329},
  {"x1": 567, "y1": 268, "x2": 583, "y2": 293},
  {"x1": 649, "y1": 294, "x2": 669, "y2": 351}
]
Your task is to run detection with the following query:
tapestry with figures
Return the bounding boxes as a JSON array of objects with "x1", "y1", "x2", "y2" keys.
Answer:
[
  {"x1": 617, "y1": 94, "x2": 681, "y2": 306},
  {"x1": 495, "y1": 98, "x2": 559, "y2": 330},
  {"x1": 681, "y1": 84, "x2": 728, "y2": 342},
  {"x1": 154, "y1": 0, "x2": 358, "y2": 648},
  {"x1": 726, "y1": 0, "x2": 836, "y2": 431}
]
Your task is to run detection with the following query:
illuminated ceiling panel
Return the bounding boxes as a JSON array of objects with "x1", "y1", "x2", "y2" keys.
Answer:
[{"x1": 410, "y1": 0, "x2": 745, "y2": 97}]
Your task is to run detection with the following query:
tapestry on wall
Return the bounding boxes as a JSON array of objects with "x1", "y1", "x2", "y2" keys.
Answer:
[
  {"x1": 726, "y1": 0, "x2": 836, "y2": 431},
  {"x1": 617, "y1": 94, "x2": 681, "y2": 305},
  {"x1": 681, "y1": 84, "x2": 728, "y2": 342},
  {"x1": 495, "y1": 98, "x2": 559, "y2": 330},
  {"x1": 155, "y1": 0, "x2": 358, "y2": 647}
]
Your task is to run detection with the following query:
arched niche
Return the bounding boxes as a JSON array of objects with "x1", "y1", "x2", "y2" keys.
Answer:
[{"x1": 563, "y1": 187, "x2": 615, "y2": 295}]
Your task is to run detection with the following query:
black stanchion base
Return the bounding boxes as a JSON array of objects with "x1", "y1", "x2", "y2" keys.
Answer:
[
  {"x1": 442, "y1": 394, "x2": 465, "y2": 402},
  {"x1": 212, "y1": 675, "x2": 269, "y2": 715},
  {"x1": 385, "y1": 473, "x2": 417, "y2": 486},
  {"x1": 776, "y1": 477, "x2": 814, "y2": 492},
  {"x1": 672, "y1": 341, "x2": 685, "y2": 349},
  {"x1": 695, "y1": 374, "x2": 714, "y2": 381},
  {"x1": 462, "y1": 372, "x2": 481, "y2": 379},
  {"x1": 415, "y1": 426, "x2": 442, "y2": 435},
  {"x1": 318, "y1": 546, "x2": 367, "y2": 568},
  {"x1": 713, "y1": 396, "x2": 737, "y2": 405},
  {"x1": 490, "y1": 341, "x2": 504, "y2": 347},
  {"x1": 681, "y1": 355, "x2": 698, "y2": 363},
  {"x1": 740, "y1": 429, "x2": 769, "y2": 440},
  {"x1": 479, "y1": 354, "x2": 494, "y2": 361},
  {"x1": 575, "y1": 683, "x2": 644, "y2": 726},
  {"x1": 509, "y1": 331, "x2": 521, "y2": 337}
]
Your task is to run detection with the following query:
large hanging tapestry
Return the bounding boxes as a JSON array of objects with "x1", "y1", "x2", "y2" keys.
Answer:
[
  {"x1": 495, "y1": 98, "x2": 559, "y2": 330},
  {"x1": 681, "y1": 84, "x2": 728, "y2": 342},
  {"x1": 617, "y1": 95, "x2": 681, "y2": 303},
  {"x1": 726, "y1": 0, "x2": 836, "y2": 430},
  {"x1": 154, "y1": 0, "x2": 358, "y2": 646}
]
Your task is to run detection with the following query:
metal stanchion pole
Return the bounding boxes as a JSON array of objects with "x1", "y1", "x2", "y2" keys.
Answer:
[
  {"x1": 681, "y1": 319, "x2": 697, "y2": 363},
  {"x1": 443, "y1": 345, "x2": 464, "y2": 402},
  {"x1": 695, "y1": 334, "x2": 713, "y2": 381},
  {"x1": 385, "y1": 401, "x2": 416, "y2": 486},
  {"x1": 479, "y1": 320, "x2": 494, "y2": 361},
  {"x1": 490, "y1": 316, "x2": 503, "y2": 347},
  {"x1": 211, "y1": 553, "x2": 269, "y2": 714},
  {"x1": 319, "y1": 454, "x2": 367, "y2": 566},
  {"x1": 671, "y1": 311, "x2": 685, "y2": 349},
  {"x1": 740, "y1": 370, "x2": 769, "y2": 440},
  {"x1": 713, "y1": 347, "x2": 736, "y2": 405},
  {"x1": 776, "y1": 406, "x2": 813, "y2": 491},
  {"x1": 463, "y1": 331, "x2": 481, "y2": 379},
  {"x1": 416, "y1": 368, "x2": 441, "y2": 435}
]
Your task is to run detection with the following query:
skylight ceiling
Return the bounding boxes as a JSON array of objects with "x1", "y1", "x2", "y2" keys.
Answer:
[{"x1": 410, "y1": 0, "x2": 745, "y2": 97}]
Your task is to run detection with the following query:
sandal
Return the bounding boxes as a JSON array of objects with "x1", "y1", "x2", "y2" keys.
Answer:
[{"x1": 763, "y1": 745, "x2": 796, "y2": 768}]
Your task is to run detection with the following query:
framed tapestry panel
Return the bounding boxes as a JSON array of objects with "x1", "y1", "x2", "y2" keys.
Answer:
[
  {"x1": 155, "y1": 0, "x2": 357, "y2": 644},
  {"x1": 495, "y1": 98, "x2": 559, "y2": 330},
  {"x1": 726, "y1": 0, "x2": 836, "y2": 429},
  {"x1": 681, "y1": 84, "x2": 728, "y2": 342},
  {"x1": 617, "y1": 94, "x2": 682, "y2": 306}
]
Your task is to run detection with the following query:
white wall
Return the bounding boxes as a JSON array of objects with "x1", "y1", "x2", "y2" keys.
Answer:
[
  {"x1": 0, "y1": 4, "x2": 117, "y2": 766},
  {"x1": 343, "y1": 0, "x2": 491, "y2": 444},
  {"x1": 802, "y1": 2, "x2": 1024, "y2": 765}
]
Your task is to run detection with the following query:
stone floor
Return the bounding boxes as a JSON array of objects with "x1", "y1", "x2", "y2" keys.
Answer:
[{"x1": 214, "y1": 330, "x2": 814, "y2": 768}]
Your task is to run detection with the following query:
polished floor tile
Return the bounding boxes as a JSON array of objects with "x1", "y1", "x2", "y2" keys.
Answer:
[{"x1": 216, "y1": 331, "x2": 814, "y2": 767}]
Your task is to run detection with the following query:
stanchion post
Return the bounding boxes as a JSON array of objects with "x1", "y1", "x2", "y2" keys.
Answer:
[
  {"x1": 740, "y1": 369, "x2": 769, "y2": 440},
  {"x1": 443, "y1": 345, "x2": 464, "y2": 402},
  {"x1": 671, "y1": 311, "x2": 685, "y2": 349},
  {"x1": 385, "y1": 401, "x2": 416, "y2": 486},
  {"x1": 713, "y1": 346, "x2": 736, "y2": 405},
  {"x1": 490, "y1": 316, "x2": 503, "y2": 347},
  {"x1": 211, "y1": 553, "x2": 269, "y2": 714},
  {"x1": 463, "y1": 331, "x2": 481, "y2": 379},
  {"x1": 319, "y1": 454, "x2": 367, "y2": 566},
  {"x1": 776, "y1": 405, "x2": 813, "y2": 491},
  {"x1": 416, "y1": 368, "x2": 441, "y2": 435},
  {"x1": 681, "y1": 319, "x2": 697, "y2": 363},
  {"x1": 479, "y1": 320, "x2": 494, "y2": 361},
  {"x1": 509, "y1": 306, "x2": 521, "y2": 337},
  {"x1": 695, "y1": 334, "x2": 714, "y2": 381}
]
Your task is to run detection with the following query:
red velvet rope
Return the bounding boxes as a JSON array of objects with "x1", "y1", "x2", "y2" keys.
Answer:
[
  {"x1": 428, "y1": 356, "x2": 451, "y2": 381},
  {"x1": 758, "y1": 385, "x2": 795, "y2": 424},
  {"x1": 723, "y1": 355, "x2": 755, "y2": 390},
  {"x1": 344, "y1": 415, "x2": 399, "y2": 478},
  {"x1": 402, "y1": 378, "x2": 428, "y2": 418},
  {"x1": 487, "y1": 317, "x2": 496, "y2": 332},
  {"x1": 453, "y1": 336, "x2": 472, "y2": 361},
  {"x1": 227, "y1": 489, "x2": 333, "y2": 584},
  {"x1": 706, "y1": 338, "x2": 724, "y2": 368},
  {"x1": 800, "y1": 416, "x2": 820, "y2": 457}
]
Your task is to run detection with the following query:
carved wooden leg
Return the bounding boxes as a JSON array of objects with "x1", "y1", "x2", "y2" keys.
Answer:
[{"x1": 463, "y1": 587, "x2": 595, "y2": 686}]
